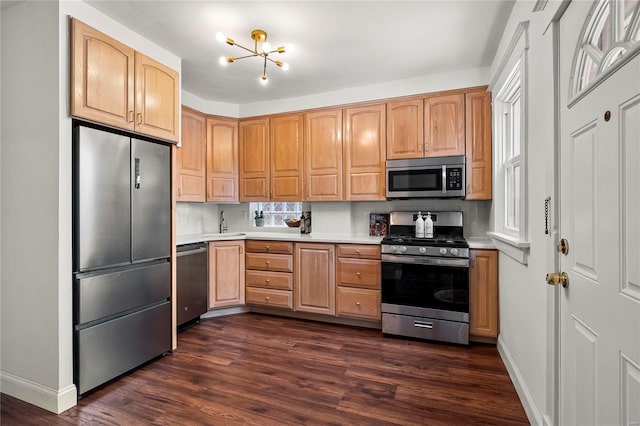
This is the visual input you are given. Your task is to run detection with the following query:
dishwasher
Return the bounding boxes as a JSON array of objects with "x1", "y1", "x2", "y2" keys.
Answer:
[{"x1": 176, "y1": 243, "x2": 208, "y2": 328}]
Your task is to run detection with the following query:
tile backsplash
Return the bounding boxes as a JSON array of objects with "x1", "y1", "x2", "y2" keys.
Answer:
[{"x1": 178, "y1": 199, "x2": 491, "y2": 237}]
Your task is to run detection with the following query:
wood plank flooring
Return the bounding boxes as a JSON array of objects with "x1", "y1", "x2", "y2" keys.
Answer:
[{"x1": 1, "y1": 313, "x2": 528, "y2": 425}]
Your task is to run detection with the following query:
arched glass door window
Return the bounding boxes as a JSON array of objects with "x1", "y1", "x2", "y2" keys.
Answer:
[{"x1": 571, "y1": 0, "x2": 640, "y2": 97}]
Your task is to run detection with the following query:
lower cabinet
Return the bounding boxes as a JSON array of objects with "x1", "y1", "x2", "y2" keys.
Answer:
[
  {"x1": 208, "y1": 240, "x2": 245, "y2": 308},
  {"x1": 336, "y1": 244, "x2": 381, "y2": 321},
  {"x1": 469, "y1": 249, "x2": 499, "y2": 341},
  {"x1": 245, "y1": 240, "x2": 294, "y2": 310},
  {"x1": 294, "y1": 243, "x2": 335, "y2": 315}
]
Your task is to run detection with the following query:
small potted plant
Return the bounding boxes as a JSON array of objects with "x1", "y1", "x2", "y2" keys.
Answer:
[{"x1": 254, "y1": 210, "x2": 264, "y2": 227}]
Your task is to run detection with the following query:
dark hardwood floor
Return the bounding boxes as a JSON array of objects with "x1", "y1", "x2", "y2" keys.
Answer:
[{"x1": 1, "y1": 313, "x2": 528, "y2": 425}]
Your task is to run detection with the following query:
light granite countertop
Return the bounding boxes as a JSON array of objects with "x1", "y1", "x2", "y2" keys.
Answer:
[{"x1": 177, "y1": 231, "x2": 495, "y2": 249}]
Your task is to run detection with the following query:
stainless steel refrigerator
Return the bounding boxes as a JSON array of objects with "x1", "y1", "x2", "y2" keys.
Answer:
[{"x1": 73, "y1": 125, "x2": 172, "y2": 395}]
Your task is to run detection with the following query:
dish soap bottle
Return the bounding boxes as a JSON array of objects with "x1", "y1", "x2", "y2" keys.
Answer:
[
  {"x1": 415, "y1": 211, "x2": 425, "y2": 238},
  {"x1": 424, "y1": 212, "x2": 434, "y2": 238}
]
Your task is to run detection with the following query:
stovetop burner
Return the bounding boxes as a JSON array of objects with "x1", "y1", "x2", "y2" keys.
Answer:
[{"x1": 382, "y1": 234, "x2": 469, "y2": 248}]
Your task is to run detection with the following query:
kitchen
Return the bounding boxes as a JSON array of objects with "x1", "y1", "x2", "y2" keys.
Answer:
[{"x1": 2, "y1": 1, "x2": 639, "y2": 425}]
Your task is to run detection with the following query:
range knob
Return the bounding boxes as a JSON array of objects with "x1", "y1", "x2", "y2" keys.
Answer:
[
  {"x1": 419, "y1": 247, "x2": 427, "y2": 254},
  {"x1": 400, "y1": 246, "x2": 408, "y2": 253},
  {"x1": 450, "y1": 248, "x2": 459, "y2": 256},
  {"x1": 439, "y1": 248, "x2": 448, "y2": 255},
  {"x1": 390, "y1": 246, "x2": 397, "y2": 253}
]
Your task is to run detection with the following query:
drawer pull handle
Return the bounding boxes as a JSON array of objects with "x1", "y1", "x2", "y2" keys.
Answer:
[
  {"x1": 356, "y1": 302, "x2": 361, "y2": 306},
  {"x1": 265, "y1": 296, "x2": 270, "y2": 301},
  {"x1": 414, "y1": 321, "x2": 433, "y2": 329},
  {"x1": 266, "y1": 261, "x2": 270, "y2": 266},
  {"x1": 265, "y1": 279, "x2": 270, "y2": 284},
  {"x1": 266, "y1": 245, "x2": 270, "y2": 251},
  {"x1": 356, "y1": 272, "x2": 361, "y2": 277}
]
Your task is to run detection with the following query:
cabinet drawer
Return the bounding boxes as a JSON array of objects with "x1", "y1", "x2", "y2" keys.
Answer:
[
  {"x1": 246, "y1": 270, "x2": 293, "y2": 290},
  {"x1": 246, "y1": 287, "x2": 293, "y2": 310},
  {"x1": 337, "y1": 258, "x2": 381, "y2": 289},
  {"x1": 337, "y1": 244, "x2": 380, "y2": 259},
  {"x1": 246, "y1": 253, "x2": 293, "y2": 272},
  {"x1": 336, "y1": 287, "x2": 380, "y2": 321},
  {"x1": 246, "y1": 240, "x2": 293, "y2": 254}
]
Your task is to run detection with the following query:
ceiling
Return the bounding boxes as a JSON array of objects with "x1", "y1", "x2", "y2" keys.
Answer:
[{"x1": 85, "y1": 1, "x2": 515, "y2": 105}]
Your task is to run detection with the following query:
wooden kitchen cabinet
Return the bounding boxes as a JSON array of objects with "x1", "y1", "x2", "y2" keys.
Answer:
[
  {"x1": 295, "y1": 243, "x2": 336, "y2": 315},
  {"x1": 177, "y1": 107, "x2": 206, "y2": 202},
  {"x1": 424, "y1": 93, "x2": 465, "y2": 157},
  {"x1": 304, "y1": 108, "x2": 343, "y2": 201},
  {"x1": 239, "y1": 118, "x2": 270, "y2": 201},
  {"x1": 270, "y1": 113, "x2": 304, "y2": 201},
  {"x1": 209, "y1": 240, "x2": 245, "y2": 309},
  {"x1": 206, "y1": 116, "x2": 238, "y2": 202},
  {"x1": 245, "y1": 240, "x2": 294, "y2": 310},
  {"x1": 343, "y1": 103, "x2": 386, "y2": 200},
  {"x1": 386, "y1": 97, "x2": 424, "y2": 160},
  {"x1": 71, "y1": 19, "x2": 179, "y2": 142},
  {"x1": 336, "y1": 244, "x2": 381, "y2": 321},
  {"x1": 465, "y1": 91, "x2": 493, "y2": 200},
  {"x1": 469, "y1": 249, "x2": 499, "y2": 341}
]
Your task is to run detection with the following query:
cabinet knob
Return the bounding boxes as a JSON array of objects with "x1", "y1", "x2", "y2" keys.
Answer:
[
  {"x1": 266, "y1": 261, "x2": 270, "y2": 266},
  {"x1": 266, "y1": 245, "x2": 270, "y2": 251},
  {"x1": 356, "y1": 302, "x2": 361, "y2": 306},
  {"x1": 265, "y1": 296, "x2": 270, "y2": 301},
  {"x1": 265, "y1": 279, "x2": 270, "y2": 285},
  {"x1": 356, "y1": 250, "x2": 361, "y2": 255},
  {"x1": 356, "y1": 272, "x2": 361, "y2": 277}
]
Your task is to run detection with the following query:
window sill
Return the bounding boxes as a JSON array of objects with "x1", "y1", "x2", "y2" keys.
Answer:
[{"x1": 487, "y1": 231, "x2": 530, "y2": 265}]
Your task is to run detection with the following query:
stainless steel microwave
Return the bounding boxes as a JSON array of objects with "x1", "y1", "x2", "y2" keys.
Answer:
[{"x1": 386, "y1": 155, "x2": 466, "y2": 199}]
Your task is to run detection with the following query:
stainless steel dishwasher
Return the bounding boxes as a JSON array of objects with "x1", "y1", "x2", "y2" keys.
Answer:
[{"x1": 176, "y1": 243, "x2": 208, "y2": 328}]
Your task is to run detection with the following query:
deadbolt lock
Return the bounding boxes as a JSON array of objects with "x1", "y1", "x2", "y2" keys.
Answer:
[
  {"x1": 557, "y1": 238, "x2": 569, "y2": 255},
  {"x1": 546, "y1": 272, "x2": 569, "y2": 288}
]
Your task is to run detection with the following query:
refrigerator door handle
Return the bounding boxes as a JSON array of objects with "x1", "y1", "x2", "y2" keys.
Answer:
[{"x1": 135, "y1": 158, "x2": 141, "y2": 189}]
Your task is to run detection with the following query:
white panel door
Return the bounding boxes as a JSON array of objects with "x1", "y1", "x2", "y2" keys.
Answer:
[{"x1": 559, "y1": 2, "x2": 640, "y2": 425}]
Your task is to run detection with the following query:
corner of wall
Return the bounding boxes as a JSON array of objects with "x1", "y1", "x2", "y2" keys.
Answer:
[{"x1": 1, "y1": 371, "x2": 77, "y2": 414}]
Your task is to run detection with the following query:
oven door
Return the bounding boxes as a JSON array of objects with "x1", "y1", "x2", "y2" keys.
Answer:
[
  {"x1": 386, "y1": 165, "x2": 444, "y2": 198},
  {"x1": 381, "y1": 256, "x2": 469, "y2": 321}
]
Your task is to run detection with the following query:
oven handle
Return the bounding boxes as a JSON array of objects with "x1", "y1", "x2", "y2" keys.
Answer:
[{"x1": 381, "y1": 254, "x2": 469, "y2": 267}]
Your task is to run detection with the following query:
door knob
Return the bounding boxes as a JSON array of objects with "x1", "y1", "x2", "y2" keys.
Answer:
[{"x1": 546, "y1": 272, "x2": 569, "y2": 288}]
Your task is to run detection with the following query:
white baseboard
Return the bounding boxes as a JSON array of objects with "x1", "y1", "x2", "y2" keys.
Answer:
[
  {"x1": 497, "y1": 335, "x2": 543, "y2": 425},
  {"x1": 0, "y1": 371, "x2": 77, "y2": 414}
]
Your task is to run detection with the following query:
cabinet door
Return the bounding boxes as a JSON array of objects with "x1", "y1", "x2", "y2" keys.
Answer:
[
  {"x1": 343, "y1": 104, "x2": 386, "y2": 200},
  {"x1": 177, "y1": 107, "x2": 206, "y2": 202},
  {"x1": 386, "y1": 98, "x2": 424, "y2": 159},
  {"x1": 270, "y1": 114, "x2": 303, "y2": 201},
  {"x1": 134, "y1": 52, "x2": 179, "y2": 142},
  {"x1": 239, "y1": 118, "x2": 270, "y2": 201},
  {"x1": 469, "y1": 249, "x2": 499, "y2": 340},
  {"x1": 304, "y1": 108, "x2": 343, "y2": 201},
  {"x1": 295, "y1": 243, "x2": 335, "y2": 315},
  {"x1": 71, "y1": 19, "x2": 135, "y2": 131},
  {"x1": 424, "y1": 93, "x2": 465, "y2": 157},
  {"x1": 209, "y1": 241, "x2": 245, "y2": 308},
  {"x1": 465, "y1": 91, "x2": 493, "y2": 200},
  {"x1": 206, "y1": 117, "x2": 238, "y2": 202}
]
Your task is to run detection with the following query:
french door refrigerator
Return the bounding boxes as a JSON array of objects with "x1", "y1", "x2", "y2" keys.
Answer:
[{"x1": 73, "y1": 124, "x2": 171, "y2": 395}]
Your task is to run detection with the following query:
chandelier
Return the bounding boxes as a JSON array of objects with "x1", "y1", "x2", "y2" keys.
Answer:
[{"x1": 216, "y1": 29, "x2": 294, "y2": 84}]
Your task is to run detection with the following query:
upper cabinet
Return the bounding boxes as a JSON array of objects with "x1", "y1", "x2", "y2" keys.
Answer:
[
  {"x1": 206, "y1": 117, "x2": 238, "y2": 202},
  {"x1": 239, "y1": 118, "x2": 270, "y2": 202},
  {"x1": 71, "y1": 19, "x2": 179, "y2": 143},
  {"x1": 177, "y1": 107, "x2": 206, "y2": 202},
  {"x1": 270, "y1": 114, "x2": 304, "y2": 201},
  {"x1": 386, "y1": 98, "x2": 424, "y2": 160},
  {"x1": 424, "y1": 93, "x2": 465, "y2": 157},
  {"x1": 304, "y1": 108, "x2": 343, "y2": 201},
  {"x1": 465, "y1": 91, "x2": 493, "y2": 200},
  {"x1": 343, "y1": 103, "x2": 386, "y2": 201}
]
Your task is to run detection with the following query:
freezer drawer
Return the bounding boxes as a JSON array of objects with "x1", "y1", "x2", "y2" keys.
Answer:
[
  {"x1": 75, "y1": 301, "x2": 171, "y2": 395},
  {"x1": 75, "y1": 261, "x2": 170, "y2": 325}
]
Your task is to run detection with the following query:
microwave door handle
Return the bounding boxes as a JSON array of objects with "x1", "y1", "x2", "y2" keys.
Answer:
[{"x1": 442, "y1": 165, "x2": 447, "y2": 194}]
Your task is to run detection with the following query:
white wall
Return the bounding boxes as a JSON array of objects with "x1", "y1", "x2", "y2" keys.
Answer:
[
  {"x1": 0, "y1": 0, "x2": 182, "y2": 413},
  {"x1": 489, "y1": 1, "x2": 563, "y2": 425}
]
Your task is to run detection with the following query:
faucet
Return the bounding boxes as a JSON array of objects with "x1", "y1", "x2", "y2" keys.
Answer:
[{"x1": 219, "y1": 210, "x2": 228, "y2": 233}]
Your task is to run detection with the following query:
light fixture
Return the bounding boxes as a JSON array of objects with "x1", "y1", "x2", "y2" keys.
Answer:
[{"x1": 216, "y1": 29, "x2": 292, "y2": 83}]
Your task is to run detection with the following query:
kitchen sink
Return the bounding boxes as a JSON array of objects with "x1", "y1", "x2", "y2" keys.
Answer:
[{"x1": 200, "y1": 232, "x2": 246, "y2": 239}]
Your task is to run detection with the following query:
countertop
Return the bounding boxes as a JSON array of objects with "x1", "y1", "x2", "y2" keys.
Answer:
[{"x1": 177, "y1": 231, "x2": 495, "y2": 249}]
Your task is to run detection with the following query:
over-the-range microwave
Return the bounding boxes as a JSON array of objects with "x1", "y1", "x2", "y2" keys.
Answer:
[{"x1": 386, "y1": 155, "x2": 466, "y2": 199}]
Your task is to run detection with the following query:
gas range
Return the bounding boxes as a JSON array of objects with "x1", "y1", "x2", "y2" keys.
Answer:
[{"x1": 381, "y1": 211, "x2": 469, "y2": 260}]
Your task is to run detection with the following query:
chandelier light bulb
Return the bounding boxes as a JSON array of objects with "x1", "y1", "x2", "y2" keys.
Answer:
[
  {"x1": 218, "y1": 56, "x2": 228, "y2": 66},
  {"x1": 216, "y1": 32, "x2": 226, "y2": 43},
  {"x1": 281, "y1": 62, "x2": 290, "y2": 71},
  {"x1": 286, "y1": 43, "x2": 295, "y2": 54},
  {"x1": 261, "y1": 42, "x2": 272, "y2": 53},
  {"x1": 260, "y1": 74, "x2": 268, "y2": 84}
]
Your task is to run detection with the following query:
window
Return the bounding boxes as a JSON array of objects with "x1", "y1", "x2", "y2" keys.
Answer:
[
  {"x1": 501, "y1": 64, "x2": 522, "y2": 235},
  {"x1": 250, "y1": 202, "x2": 302, "y2": 227},
  {"x1": 571, "y1": 0, "x2": 640, "y2": 98}
]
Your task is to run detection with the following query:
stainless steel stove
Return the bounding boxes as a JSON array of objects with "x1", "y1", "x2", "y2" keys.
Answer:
[{"x1": 381, "y1": 211, "x2": 470, "y2": 345}]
